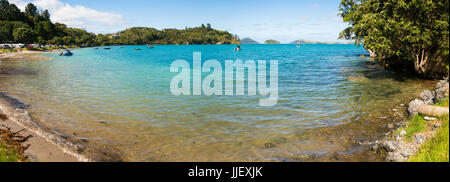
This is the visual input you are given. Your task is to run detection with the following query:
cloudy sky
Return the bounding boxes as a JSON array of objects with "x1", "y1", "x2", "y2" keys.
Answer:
[{"x1": 10, "y1": 0, "x2": 349, "y2": 43}]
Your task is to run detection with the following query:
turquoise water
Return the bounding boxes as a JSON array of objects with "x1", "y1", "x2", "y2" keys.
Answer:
[{"x1": 0, "y1": 44, "x2": 434, "y2": 161}]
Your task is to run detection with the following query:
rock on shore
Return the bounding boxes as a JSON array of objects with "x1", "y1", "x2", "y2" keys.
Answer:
[{"x1": 373, "y1": 77, "x2": 449, "y2": 162}]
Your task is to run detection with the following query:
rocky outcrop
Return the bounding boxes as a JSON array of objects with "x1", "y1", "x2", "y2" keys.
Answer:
[
  {"x1": 434, "y1": 79, "x2": 449, "y2": 102},
  {"x1": 407, "y1": 77, "x2": 449, "y2": 118},
  {"x1": 419, "y1": 90, "x2": 434, "y2": 105},
  {"x1": 372, "y1": 78, "x2": 449, "y2": 162}
]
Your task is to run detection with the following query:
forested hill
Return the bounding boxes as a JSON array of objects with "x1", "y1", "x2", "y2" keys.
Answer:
[
  {"x1": 99, "y1": 25, "x2": 241, "y2": 45},
  {"x1": 1, "y1": 0, "x2": 97, "y2": 46},
  {"x1": 1, "y1": 0, "x2": 240, "y2": 46}
]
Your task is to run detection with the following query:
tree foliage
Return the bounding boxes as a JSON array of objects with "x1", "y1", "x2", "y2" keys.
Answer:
[
  {"x1": 13, "y1": 27, "x2": 37, "y2": 44},
  {"x1": 25, "y1": 3, "x2": 37, "y2": 17},
  {"x1": 339, "y1": 0, "x2": 449, "y2": 78}
]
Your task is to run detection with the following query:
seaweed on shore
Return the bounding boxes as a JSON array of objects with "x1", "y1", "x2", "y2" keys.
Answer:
[
  {"x1": 0, "y1": 123, "x2": 32, "y2": 162},
  {"x1": 0, "y1": 114, "x2": 8, "y2": 121}
]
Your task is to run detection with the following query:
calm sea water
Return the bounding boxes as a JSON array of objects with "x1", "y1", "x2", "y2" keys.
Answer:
[{"x1": 0, "y1": 44, "x2": 434, "y2": 161}]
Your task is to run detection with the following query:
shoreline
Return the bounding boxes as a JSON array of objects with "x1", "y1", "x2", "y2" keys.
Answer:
[
  {"x1": 1, "y1": 51, "x2": 88, "y2": 162},
  {"x1": 0, "y1": 92, "x2": 84, "y2": 162}
]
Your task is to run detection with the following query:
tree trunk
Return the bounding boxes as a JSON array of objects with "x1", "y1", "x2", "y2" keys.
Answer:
[
  {"x1": 413, "y1": 48, "x2": 431, "y2": 76},
  {"x1": 417, "y1": 105, "x2": 449, "y2": 117}
]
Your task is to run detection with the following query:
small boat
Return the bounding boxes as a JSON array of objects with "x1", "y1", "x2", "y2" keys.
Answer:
[
  {"x1": 104, "y1": 47, "x2": 111, "y2": 50},
  {"x1": 234, "y1": 45, "x2": 242, "y2": 51},
  {"x1": 135, "y1": 48, "x2": 142, "y2": 50},
  {"x1": 147, "y1": 46, "x2": 154, "y2": 49},
  {"x1": 94, "y1": 47, "x2": 99, "y2": 50},
  {"x1": 60, "y1": 50, "x2": 73, "y2": 56}
]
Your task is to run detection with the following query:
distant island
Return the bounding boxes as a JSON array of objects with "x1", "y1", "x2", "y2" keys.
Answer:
[
  {"x1": 101, "y1": 25, "x2": 240, "y2": 45},
  {"x1": 239, "y1": 38, "x2": 354, "y2": 45},
  {"x1": 264, "y1": 39, "x2": 280, "y2": 44},
  {"x1": 290, "y1": 39, "x2": 353, "y2": 45},
  {"x1": 240, "y1": 38, "x2": 260, "y2": 44}
]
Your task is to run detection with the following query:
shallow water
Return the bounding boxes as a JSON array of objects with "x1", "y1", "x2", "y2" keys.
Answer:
[{"x1": 0, "y1": 44, "x2": 435, "y2": 161}]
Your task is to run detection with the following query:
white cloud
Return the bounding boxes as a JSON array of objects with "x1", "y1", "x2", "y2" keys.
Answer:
[
  {"x1": 10, "y1": 0, "x2": 126, "y2": 33},
  {"x1": 9, "y1": 0, "x2": 29, "y2": 9}
]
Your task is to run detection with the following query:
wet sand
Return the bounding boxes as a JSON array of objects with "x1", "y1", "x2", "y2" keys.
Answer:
[{"x1": 0, "y1": 110, "x2": 79, "y2": 162}]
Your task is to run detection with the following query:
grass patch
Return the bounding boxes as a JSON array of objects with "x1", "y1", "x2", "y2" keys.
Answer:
[
  {"x1": 403, "y1": 114, "x2": 427, "y2": 139},
  {"x1": 0, "y1": 141, "x2": 20, "y2": 162},
  {"x1": 0, "y1": 49, "x2": 18, "y2": 53},
  {"x1": 410, "y1": 115, "x2": 449, "y2": 162},
  {"x1": 435, "y1": 97, "x2": 449, "y2": 107}
]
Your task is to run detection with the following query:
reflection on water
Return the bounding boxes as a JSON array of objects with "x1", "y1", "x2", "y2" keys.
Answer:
[{"x1": 0, "y1": 45, "x2": 435, "y2": 161}]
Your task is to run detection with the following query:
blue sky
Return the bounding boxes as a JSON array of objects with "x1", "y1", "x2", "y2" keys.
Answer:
[{"x1": 11, "y1": 0, "x2": 349, "y2": 43}]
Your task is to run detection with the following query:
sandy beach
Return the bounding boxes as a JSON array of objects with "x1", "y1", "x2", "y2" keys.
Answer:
[{"x1": 1, "y1": 51, "x2": 81, "y2": 162}]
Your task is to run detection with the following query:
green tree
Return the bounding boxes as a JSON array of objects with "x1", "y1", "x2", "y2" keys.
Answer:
[
  {"x1": 41, "y1": 10, "x2": 50, "y2": 21},
  {"x1": 35, "y1": 21, "x2": 55, "y2": 40},
  {"x1": 51, "y1": 36, "x2": 64, "y2": 45},
  {"x1": 1, "y1": 2, "x2": 23, "y2": 21},
  {"x1": 0, "y1": 21, "x2": 30, "y2": 41},
  {"x1": 13, "y1": 27, "x2": 37, "y2": 44},
  {"x1": 36, "y1": 36, "x2": 45, "y2": 45},
  {"x1": 62, "y1": 36, "x2": 74, "y2": 45},
  {"x1": 0, "y1": 24, "x2": 8, "y2": 42},
  {"x1": 339, "y1": 0, "x2": 449, "y2": 78},
  {"x1": 0, "y1": 0, "x2": 9, "y2": 20},
  {"x1": 25, "y1": 3, "x2": 37, "y2": 17}
]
